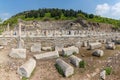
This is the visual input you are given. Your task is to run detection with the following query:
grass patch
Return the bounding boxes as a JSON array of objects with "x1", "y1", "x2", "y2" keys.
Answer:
[
  {"x1": 22, "y1": 77, "x2": 28, "y2": 80},
  {"x1": 52, "y1": 47, "x2": 55, "y2": 51},
  {"x1": 105, "y1": 67, "x2": 112, "y2": 75},
  {"x1": 115, "y1": 46, "x2": 120, "y2": 50},
  {"x1": 73, "y1": 51, "x2": 77, "y2": 55},
  {"x1": 79, "y1": 60, "x2": 86, "y2": 68},
  {"x1": 55, "y1": 64, "x2": 64, "y2": 77}
]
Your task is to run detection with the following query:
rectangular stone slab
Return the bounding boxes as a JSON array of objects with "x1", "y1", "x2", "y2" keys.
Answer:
[
  {"x1": 9, "y1": 48, "x2": 26, "y2": 58},
  {"x1": 34, "y1": 51, "x2": 59, "y2": 60},
  {"x1": 89, "y1": 42, "x2": 102, "y2": 50}
]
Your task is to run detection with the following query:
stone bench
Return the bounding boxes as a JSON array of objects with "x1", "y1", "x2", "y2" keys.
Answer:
[
  {"x1": 69, "y1": 55, "x2": 82, "y2": 67},
  {"x1": 17, "y1": 58, "x2": 36, "y2": 78},
  {"x1": 34, "y1": 51, "x2": 59, "y2": 60},
  {"x1": 55, "y1": 59, "x2": 74, "y2": 77},
  {"x1": 62, "y1": 46, "x2": 79, "y2": 56}
]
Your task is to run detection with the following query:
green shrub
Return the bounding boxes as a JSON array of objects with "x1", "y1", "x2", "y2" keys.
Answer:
[
  {"x1": 79, "y1": 60, "x2": 86, "y2": 68},
  {"x1": 105, "y1": 67, "x2": 112, "y2": 75},
  {"x1": 22, "y1": 77, "x2": 28, "y2": 80},
  {"x1": 55, "y1": 64, "x2": 64, "y2": 76},
  {"x1": 52, "y1": 47, "x2": 55, "y2": 51},
  {"x1": 73, "y1": 52, "x2": 77, "y2": 55}
]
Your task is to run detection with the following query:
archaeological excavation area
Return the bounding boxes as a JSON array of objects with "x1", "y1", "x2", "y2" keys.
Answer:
[{"x1": 0, "y1": 20, "x2": 120, "y2": 80}]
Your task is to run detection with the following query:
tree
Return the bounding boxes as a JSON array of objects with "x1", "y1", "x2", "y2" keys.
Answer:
[{"x1": 89, "y1": 14, "x2": 94, "y2": 18}]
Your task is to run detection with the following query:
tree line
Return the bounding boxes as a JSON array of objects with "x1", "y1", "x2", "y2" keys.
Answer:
[{"x1": 14, "y1": 8, "x2": 94, "y2": 20}]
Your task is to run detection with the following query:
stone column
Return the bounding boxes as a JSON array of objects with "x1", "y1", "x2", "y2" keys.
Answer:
[
  {"x1": 18, "y1": 22, "x2": 22, "y2": 48},
  {"x1": 7, "y1": 23, "x2": 10, "y2": 32}
]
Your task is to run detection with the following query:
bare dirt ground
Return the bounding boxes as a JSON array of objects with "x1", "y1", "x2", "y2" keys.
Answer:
[{"x1": 0, "y1": 39, "x2": 120, "y2": 80}]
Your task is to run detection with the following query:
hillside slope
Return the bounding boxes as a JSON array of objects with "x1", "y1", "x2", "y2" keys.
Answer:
[{"x1": 2, "y1": 8, "x2": 120, "y2": 30}]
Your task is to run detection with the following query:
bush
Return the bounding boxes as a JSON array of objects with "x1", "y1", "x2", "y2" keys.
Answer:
[
  {"x1": 79, "y1": 60, "x2": 86, "y2": 68},
  {"x1": 55, "y1": 64, "x2": 64, "y2": 76},
  {"x1": 73, "y1": 52, "x2": 77, "y2": 55},
  {"x1": 105, "y1": 67, "x2": 112, "y2": 75},
  {"x1": 22, "y1": 77, "x2": 28, "y2": 80}
]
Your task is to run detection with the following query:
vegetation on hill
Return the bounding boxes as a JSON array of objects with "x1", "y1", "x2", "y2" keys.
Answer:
[{"x1": 2, "y1": 8, "x2": 120, "y2": 29}]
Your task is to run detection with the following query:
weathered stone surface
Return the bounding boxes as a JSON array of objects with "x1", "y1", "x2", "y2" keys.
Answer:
[
  {"x1": 82, "y1": 41, "x2": 88, "y2": 47},
  {"x1": 17, "y1": 58, "x2": 36, "y2": 78},
  {"x1": 100, "y1": 70, "x2": 106, "y2": 80},
  {"x1": 17, "y1": 39, "x2": 24, "y2": 48},
  {"x1": 0, "y1": 46, "x2": 4, "y2": 49},
  {"x1": 41, "y1": 46, "x2": 53, "y2": 51},
  {"x1": 92, "y1": 49, "x2": 104, "y2": 57},
  {"x1": 0, "y1": 39, "x2": 8, "y2": 46},
  {"x1": 56, "y1": 59, "x2": 74, "y2": 77},
  {"x1": 89, "y1": 42, "x2": 102, "y2": 50},
  {"x1": 99, "y1": 39, "x2": 106, "y2": 44},
  {"x1": 31, "y1": 43, "x2": 41, "y2": 52},
  {"x1": 55, "y1": 44, "x2": 64, "y2": 51},
  {"x1": 75, "y1": 42, "x2": 82, "y2": 48},
  {"x1": 34, "y1": 51, "x2": 59, "y2": 59},
  {"x1": 9, "y1": 48, "x2": 26, "y2": 58},
  {"x1": 62, "y1": 46, "x2": 79, "y2": 56},
  {"x1": 114, "y1": 40, "x2": 120, "y2": 44},
  {"x1": 106, "y1": 42, "x2": 116, "y2": 50},
  {"x1": 69, "y1": 55, "x2": 82, "y2": 67}
]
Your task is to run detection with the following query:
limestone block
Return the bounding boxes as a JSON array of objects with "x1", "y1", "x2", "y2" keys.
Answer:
[
  {"x1": 75, "y1": 42, "x2": 82, "y2": 48},
  {"x1": 62, "y1": 46, "x2": 79, "y2": 56},
  {"x1": 17, "y1": 58, "x2": 36, "y2": 78},
  {"x1": 106, "y1": 42, "x2": 116, "y2": 50},
  {"x1": 31, "y1": 43, "x2": 41, "y2": 52},
  {"x1": 34, "y1": 51, "x2": 59, "y2": 60},
  {"x1": 82, "y1": 41, "x2": 88, "y2": 47},
  {"x1": 0, "y1": 39, "x2": 8, "y2": 46},
  {"x1": 0, "y1": 46, "x2": 4, "y2": 49},
  {"x1": 100, "y1": 70, "x2": 106, "y2": 80},
  {"x1": 69, "y1": 55, "x2": 82, "y2": 67},
  {"x1": 56, "y1": 59, "x2": 74, "y2": 77},
  {"x1": 41, "y1": 46, "x2": 53, "y2": 51},
  {"x1": 9, "y1": 48, "x2": 26, "y2": 58},
  {"x1": 92, "y1": 49, "x2": 104, "y2": 57},
  {"x1": 89, "y1": 42, "x2": 102, "y2": 50}
]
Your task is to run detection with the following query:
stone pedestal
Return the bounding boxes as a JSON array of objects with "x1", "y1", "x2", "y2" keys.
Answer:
[
  {"x1": 9, "y1": 48, "x2": 26, "y2": 58},
  {"x1": 31, "y1": 43, "x2": 41, "y2": 52}
]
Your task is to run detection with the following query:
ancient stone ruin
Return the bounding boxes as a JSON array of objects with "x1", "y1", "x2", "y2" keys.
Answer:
[
  {"x1": 0, "y1": 20, "x2": 120, "y2": 79},
  {"x1": 17, "y1": 58, "x2": 36, "y2": 78}
]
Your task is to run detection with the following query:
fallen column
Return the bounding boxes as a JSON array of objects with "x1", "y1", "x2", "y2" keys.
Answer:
[
  {"x1": 89, "y1": 42, "x2": 102, "y2": 50},
  {"x1": 34, "y1": 51, "x2": 59, "y2": 60},
  {"x1": 69, "y1": 55, "x2": 82, "y2": 67},
  {"x1": 55, "y1": 59, "x2": 74, "y2": 77},
  {"x1": 62, "y1": 46, "x2": 79, "y2": 56},
  {"x1": 17, "y1": 58, "x2": 36, "y2": 78},
  {"x1": 105, "y1": 42, "x2": 116, "y2": 50},
  {"x1": 92, "y1": 49, "x2": 104, "y2": 57}
]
